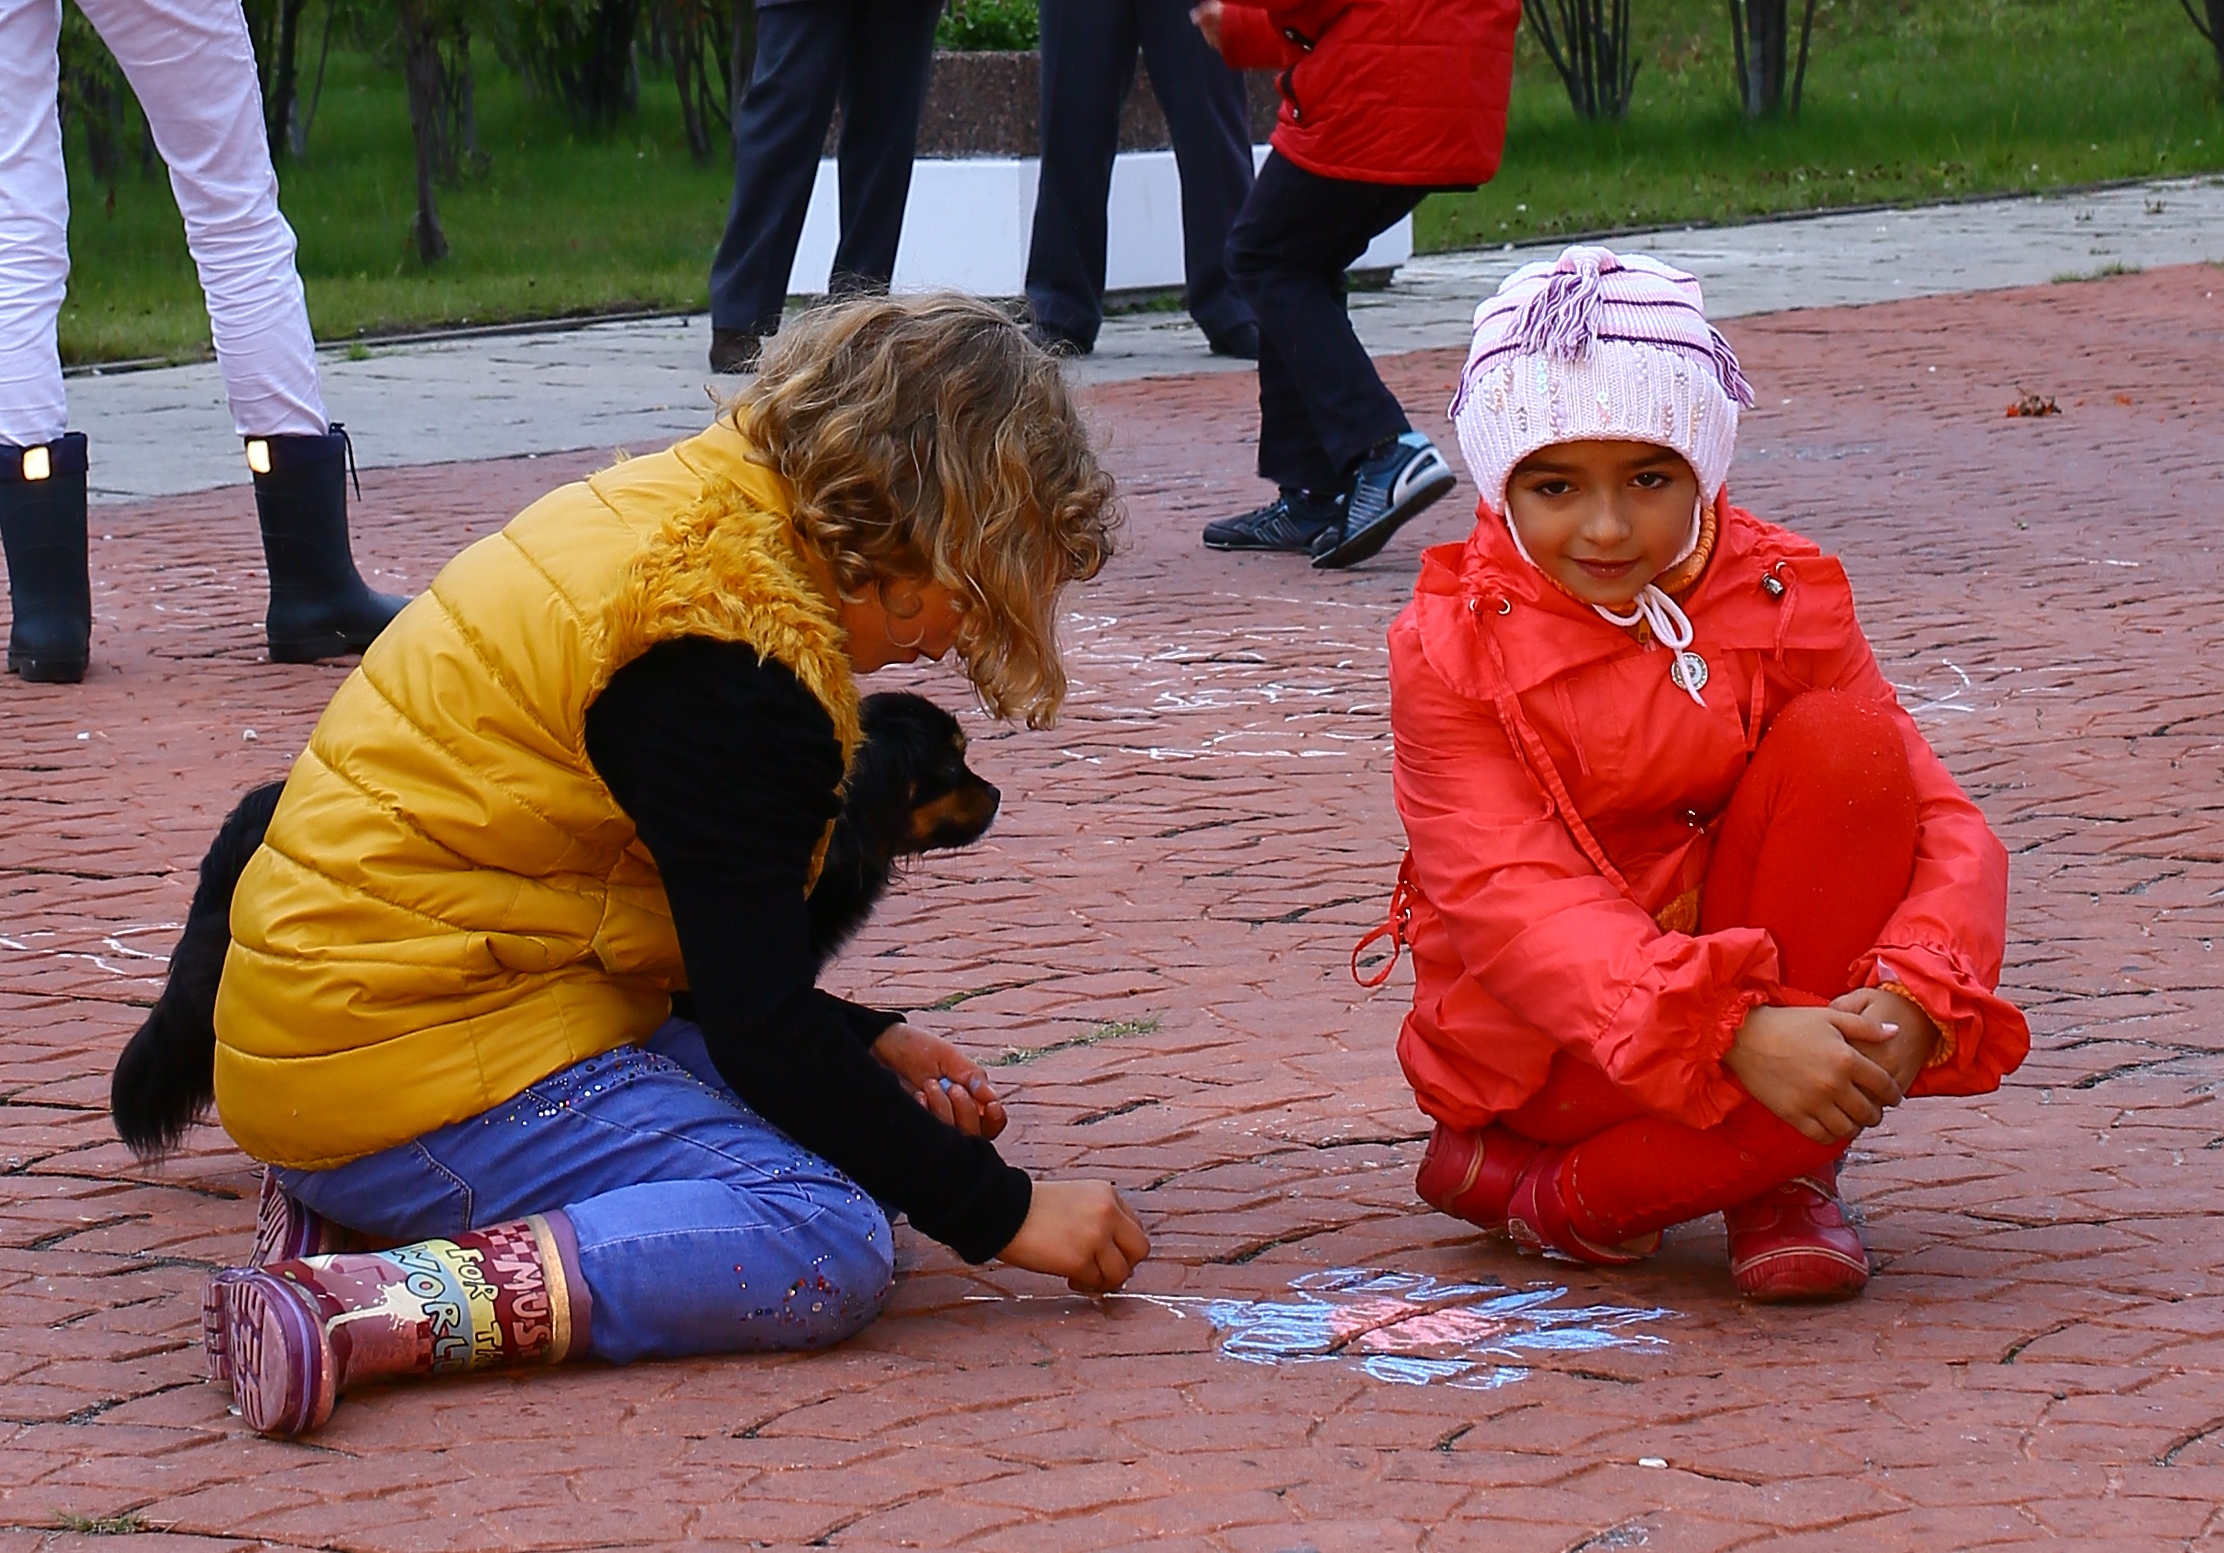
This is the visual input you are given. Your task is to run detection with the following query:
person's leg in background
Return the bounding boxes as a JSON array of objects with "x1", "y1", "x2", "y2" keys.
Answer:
[
  {"x1": 826, "y1": 0, "x2": 943, "y2": 297},
  {"x1": 1134, "y1": 0, "x2": 1256, "y2": 356},
  {"x1": 1022, "y1": 0, "x2": 1139, "y2": 355},
  {"x1": 1208, "y1": 153, "x2": 1450, "y2": 562},
  {"x1": 211, "y1": 1036, "x2": 894, "y2": 1436},
  {"x1": 0, "y1": 0, "x2": 93, "y2": 682},
  {"x1": 1422, "y1": 691, "x2": 1919, "y2": 1298},
  {"x1": 709, "y1": 0, "x2": 851, "y2": 369}
]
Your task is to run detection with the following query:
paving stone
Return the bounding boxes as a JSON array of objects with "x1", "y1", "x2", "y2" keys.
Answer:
[{"x1": 5, "y1": 264, "x2": 2224, "y2": 1546}]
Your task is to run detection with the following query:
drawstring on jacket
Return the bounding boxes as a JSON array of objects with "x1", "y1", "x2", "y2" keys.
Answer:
[{"x1": 1597, "y1": 584, "x2": 1706, "y2": 709}]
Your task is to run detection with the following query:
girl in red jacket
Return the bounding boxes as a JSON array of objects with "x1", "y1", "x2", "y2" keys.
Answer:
[{"x1": 1382, "y1": 246, "x2": 2029, "y2": 1301}]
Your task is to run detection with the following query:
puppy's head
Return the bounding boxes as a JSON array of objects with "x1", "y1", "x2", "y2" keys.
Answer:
[{"x1": 850, "y1": 692, "x2": 1000, "y2": 858}]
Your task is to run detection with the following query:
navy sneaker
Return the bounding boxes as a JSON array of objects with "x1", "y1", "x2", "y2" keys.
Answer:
[
  {"x1": 1202, "y1": 488, "x2": 1345, "y2": 553},
  {"x1": 1311, "y1": 432, "x2": 1457, "y2": 570}
]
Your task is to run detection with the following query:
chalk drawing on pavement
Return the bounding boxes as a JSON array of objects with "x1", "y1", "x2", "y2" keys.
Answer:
[{"x1": 968, "y1": 1267, "x2": 1675, "y2": 1391}]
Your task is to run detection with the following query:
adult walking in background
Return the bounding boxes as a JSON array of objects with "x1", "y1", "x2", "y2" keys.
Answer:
[
  {"x1": 0, "y1": 0, "x2": 405, "y2": 684},
  {"x1": 1193, "y1": 0, "x2": 1521, "y2": 569},
  {"x1": 1025, "y1": 0, "x2": 1258, "y2": 359},
  {"x1": 707, "y1": 0, "x2": 944, "y2": 373}
]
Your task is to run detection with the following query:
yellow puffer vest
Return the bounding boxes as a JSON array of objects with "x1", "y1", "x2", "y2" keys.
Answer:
[{"x1": 213, "y1": 419, "x2": 861, "y2": 1170}]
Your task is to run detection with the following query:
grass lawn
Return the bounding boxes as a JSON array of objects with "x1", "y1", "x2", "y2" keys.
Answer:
[
  {"x1": 55, "y1": 0, "x2": 2224, "y2": 365},
  {"x1": 1420, "y1": 0, "x2": 2224, "y2": 250}
]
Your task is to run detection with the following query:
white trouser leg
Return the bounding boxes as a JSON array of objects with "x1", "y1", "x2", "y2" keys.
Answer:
[
  {"x1": 78, "y1": 0, "x2": 327, "y2": 438},
  {"x1": 0, "y1": 0, "x2": 72, "y2": 447}
]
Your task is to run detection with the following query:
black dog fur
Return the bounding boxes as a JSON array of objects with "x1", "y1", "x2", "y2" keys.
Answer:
[
  {"x1": 109, "y1": 780, "x2": 285, "y2": 1161},
  {"x1": 108, "y1": 690, "x2": 999, "y2": 1161}
]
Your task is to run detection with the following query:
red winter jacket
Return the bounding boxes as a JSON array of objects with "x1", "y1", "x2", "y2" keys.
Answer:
[
  {"x1": 1217, "y1": 0, "x2": 1521, "y2": 187},
  {"x1": 1383, "y1": 500, "x2": 2030, "y2": 1133}
]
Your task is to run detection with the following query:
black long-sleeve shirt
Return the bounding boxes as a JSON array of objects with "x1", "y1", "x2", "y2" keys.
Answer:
[{"x1": 582, "y1": 636, "x2": 1032, "y2": 1263}]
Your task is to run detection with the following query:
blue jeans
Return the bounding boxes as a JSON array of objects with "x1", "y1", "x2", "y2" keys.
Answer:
[{"x1": 275, "y1": 1021, "x2": 894, "y2": 1365}]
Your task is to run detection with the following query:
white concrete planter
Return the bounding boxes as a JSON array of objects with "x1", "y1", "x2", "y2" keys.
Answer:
[{"x1": 786, "y1": 147, "x2": 1413, "y2": 299}]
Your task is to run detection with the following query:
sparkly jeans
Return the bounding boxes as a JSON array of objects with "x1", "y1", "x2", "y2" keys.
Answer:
[{"x1": 274, "y1": 1020, "x2": 894, "y2": 1364}]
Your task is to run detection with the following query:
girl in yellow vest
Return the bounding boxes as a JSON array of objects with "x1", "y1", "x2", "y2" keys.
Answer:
[{"x1": 202, "y1": 294, "x2": 1148, "y2": 1436}]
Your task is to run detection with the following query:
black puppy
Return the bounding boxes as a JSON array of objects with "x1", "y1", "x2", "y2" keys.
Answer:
[
  {"x1": 109, "y1": 690, "x2": 999, "y2": 1160},
  {"x1": 809, "y1": 690, "x2": 1001, "y2": 963}
]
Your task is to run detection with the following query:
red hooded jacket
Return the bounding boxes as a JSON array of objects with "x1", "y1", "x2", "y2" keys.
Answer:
[
  {"x1": 1217, "y1": 0, "x2": 1522, "y2": 187},
  {"x1": 1384, "y1": 500, "x2": 2030, "y2": 1133}
]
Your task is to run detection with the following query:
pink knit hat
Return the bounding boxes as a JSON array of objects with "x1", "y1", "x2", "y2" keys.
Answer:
[{"x1": 1449, "y1": 246, "x2": 1756, "y2": 515}]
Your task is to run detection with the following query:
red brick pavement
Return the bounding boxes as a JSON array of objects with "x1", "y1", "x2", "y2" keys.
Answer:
[{"x1": 3, "y1": 266, "x2": 2223, "y2": 1551}]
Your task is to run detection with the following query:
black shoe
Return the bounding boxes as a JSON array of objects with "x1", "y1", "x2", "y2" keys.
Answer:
[
  {"x1": 709, "y1": 328, "x2": 764, "y2": 374},
  {"x1": 1311, "y1": 432, "x2": 1457, "y2": 570},
  {"x1": 1201, "y1": 488, "x2": 1345, "y2": 553},
  {"x1": 1025, "y1": 323, "x2": 1092, "y2": 359},
  {"x1": 0, "y1": 433, "x2": 92, "y2": 683},
  {"x1": 249, "y1": 427, "x2": 409, "y2": 664},
  {"x1": 1206, "y1": 322, "x2": 1259, "y2": 360}
]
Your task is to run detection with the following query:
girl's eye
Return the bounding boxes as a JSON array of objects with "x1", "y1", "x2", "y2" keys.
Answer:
[
  {"x1": 1632, "y1": 471, "x2": 1671, "y2": 489},
  {"x1": 1531, "y1": 479, "x2": 1573, "y2": 497}
]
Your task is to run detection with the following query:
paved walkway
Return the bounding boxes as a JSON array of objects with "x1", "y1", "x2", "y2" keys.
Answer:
[
  {"x1": 4, "y1": 262, "x2": 2222, "y2": 1549},
  {"x1": 62, "y1": 176, "x2": 2224, "y2": 501}
]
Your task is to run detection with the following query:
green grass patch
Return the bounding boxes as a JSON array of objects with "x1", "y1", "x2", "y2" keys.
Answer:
[
  {"x1": 60, "y1": 50, "x2": 733, "y2": 366},
  {"x1": 53, "y1": 0, "x2": 2224, "y2": 364},
  {"x1": 51, "y1": 1510, "x2": 149, "y2": 1535},
  {"x1": 1419, "y1": 0, "x2": 2224, "y2": 251}
]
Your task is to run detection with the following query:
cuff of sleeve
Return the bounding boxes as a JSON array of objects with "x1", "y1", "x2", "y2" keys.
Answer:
[
  {"x1": 1219, "y1": 5, "x2": 1289, "y2": 68},
  {"x1": 1858, "y1": 943, "x2": 2030, "y2": 1097},
  {"x1": 1685, "y1": 982, "x2": 1771, "y2": 1126},
  {"x1": 841, "y1": 998, "x2": 904, "y2": 1047},
  {"x1": 913, "y1": 1159, "x2": 1034, "y2": 1265}
]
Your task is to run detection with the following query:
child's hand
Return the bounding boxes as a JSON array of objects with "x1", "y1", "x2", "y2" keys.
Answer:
[
  {"x1": 1831, "y1": 986, "x2": 1942, "y2": 1096},
  {"x1": 1000, "y1": 1180, "x2": 1152, "y2": 1294},
  {"x1": 869, "y1": 1023, "x2": 1008, "y2": 1140},
  {"x1": 1725, "y1": 1005, "x2": 1904, "y2": 1145},
  {"x1": 1190, "y1": 0, "x2": 1225, "y2": 55}
]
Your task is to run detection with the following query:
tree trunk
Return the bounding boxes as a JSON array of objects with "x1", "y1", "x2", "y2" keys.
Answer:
[
  {"x1": 2195, "y1": 0, "x2": 2224, "y2": 80},
  {"x1": 397, "y1": 0, "x2": 450, "y2": 263},
  {"x1": 1734, "y1": 0, "x2": 1788, "y2": 118},
  {"x1": 265, "y1": 0, "x2": 308, "y2": 158},
  {"x1": 1526, "y1": 0, "x2": 1638, "y2": 121}
]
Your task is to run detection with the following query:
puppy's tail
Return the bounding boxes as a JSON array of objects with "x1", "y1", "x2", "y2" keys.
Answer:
[{"x1": 111, "y1": 781, "x2": 285, "y2": 1160}]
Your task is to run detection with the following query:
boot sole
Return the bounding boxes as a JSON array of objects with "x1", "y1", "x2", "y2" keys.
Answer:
[
  {"x1": 1731, "y1": 1242, "x2": 1871, "y2": 1302},
  {"x1": 1312, "y1": 465, "x2": 1457, "y2": 570},
  {"x1": 207, "y1": 1270, "x2": 336, "y2": 1435},
  {"x1": 267, "y1": 632, "x2": 376, "y2": 665},
  {"x1": 7, "y1": 652, "x2": 88, "y2": 683},
  {"x1": 1200, "y1": 535, "x2": 1321, "y2": 554}
]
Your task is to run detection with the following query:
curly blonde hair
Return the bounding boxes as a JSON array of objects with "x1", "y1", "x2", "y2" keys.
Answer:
[{"x1": 727, "y1": 292, "x2": 1120, "y2": 729}]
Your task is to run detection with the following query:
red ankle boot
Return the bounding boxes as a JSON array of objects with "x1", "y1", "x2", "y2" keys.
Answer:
[
  {"x1": 1723, "y1": 1170, "x2": 1869, "y2": 1302},
  {"x1": 1504, "y1": 1146, "x2": 1663, "y2": 1266},
  {"x1": 205, "y1": 1213, "x2": 590, "y2": 1436},
  {"x1": 1415, "y1": 1123, "x2": 1544, "y2": 1232}
]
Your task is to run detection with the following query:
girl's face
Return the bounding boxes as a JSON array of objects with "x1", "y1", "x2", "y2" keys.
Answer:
[
  {"x1": 1504, "y1": 440, "x2": 1702, "y2": 607},
  {"x1": 842, "y1": 578, "x2": 965, "y2": 673}
]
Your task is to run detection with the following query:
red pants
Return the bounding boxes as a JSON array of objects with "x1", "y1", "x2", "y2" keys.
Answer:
[{"x1": 1501, "y1": 690, "x2": 1919, "y2": 1242}]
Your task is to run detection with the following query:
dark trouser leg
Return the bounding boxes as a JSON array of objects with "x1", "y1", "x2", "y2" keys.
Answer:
[
  {"x1": 1135, "y1": 0, "x2": 1255, "y2": 342},
  {"x1": 829, "y1": 0, "x2": 943, "y2": 293},
  {"x1": 1023, "y1": 0, "x2": 1139, "y2": 348},
  {"x1": 1225, "y1": 153, "x2": 1424, "y2": 487},
  {"x1": 709, "y1": 2, "x2": 850, "y2": 335}
]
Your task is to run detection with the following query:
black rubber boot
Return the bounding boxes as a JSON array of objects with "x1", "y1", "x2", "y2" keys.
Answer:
[
  {"x1": 248, "y1": 426, "x2": 408, "y2": 664},
  {"x1": 1, "y1": 433, "x2": 92, "y2": 683}
]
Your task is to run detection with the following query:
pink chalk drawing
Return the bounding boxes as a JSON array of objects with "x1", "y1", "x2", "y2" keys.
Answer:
[{"x1": 1190, "y1": 1268, "x2": 1674, "y2": 1389}]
